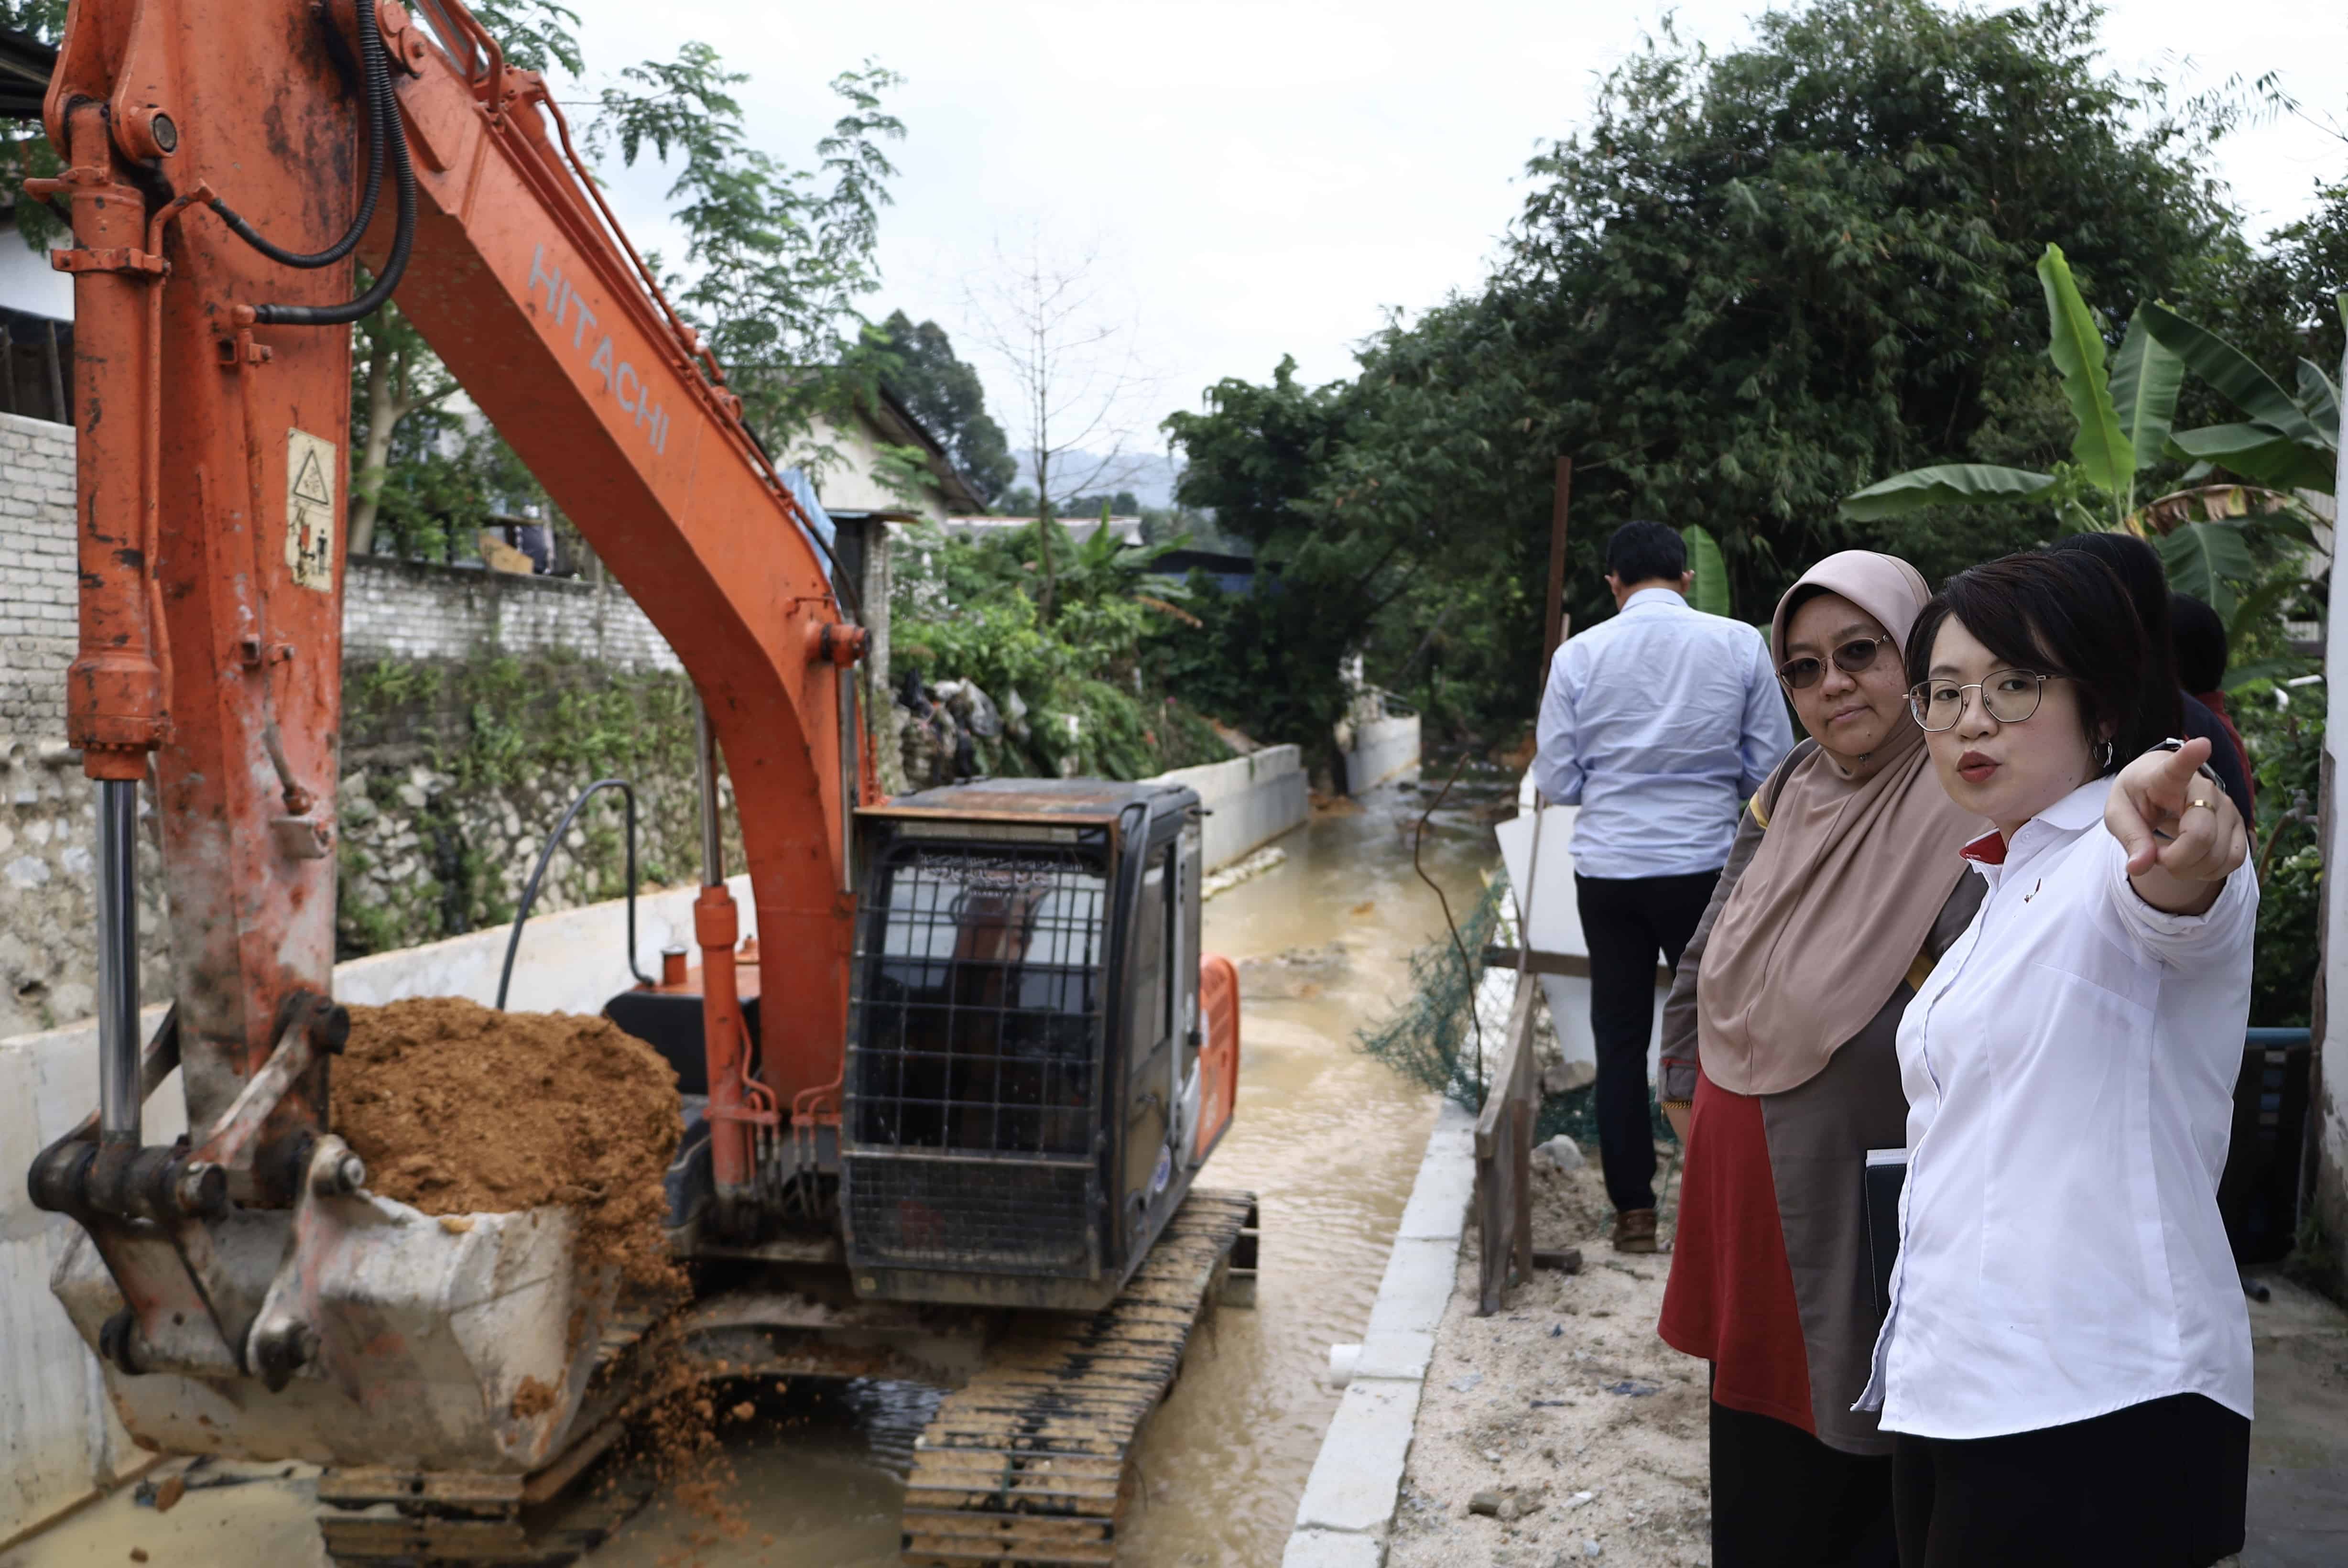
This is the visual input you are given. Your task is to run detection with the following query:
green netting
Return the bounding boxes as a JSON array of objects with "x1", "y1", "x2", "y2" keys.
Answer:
[
  {"x1": 1355, "y1": 877, "x2": 1506, "y2": 1110},
  {"x1": 1357, "y1": 868, "x2": 1678, "y2": 1148}
]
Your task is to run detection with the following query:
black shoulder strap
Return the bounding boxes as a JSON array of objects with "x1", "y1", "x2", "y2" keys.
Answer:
[{"x1": 1755, "y1": 739, "x2": 1820, "y2": 826}]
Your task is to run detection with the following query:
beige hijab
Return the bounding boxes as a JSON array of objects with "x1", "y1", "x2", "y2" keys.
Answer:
[{"x1": 1696, "y1": 552, "x2": 1984, "y2": 1096}]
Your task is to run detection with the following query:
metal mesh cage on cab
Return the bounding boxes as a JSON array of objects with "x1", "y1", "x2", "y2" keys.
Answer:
[{"x1": 843, "y1": 823, "x2": 1112, "y2": 1281}]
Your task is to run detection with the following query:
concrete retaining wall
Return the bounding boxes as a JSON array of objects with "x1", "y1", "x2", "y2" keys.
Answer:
[
  {"x1": 1344, "y1": 715, "x2": 1420, "y2": 793},
  {"x1": 0, "y1": 875, "x2": 754, "y2": 1543},
  {"x1": 1151, "y1": 744, "x2": 1308, "y2": 870}
]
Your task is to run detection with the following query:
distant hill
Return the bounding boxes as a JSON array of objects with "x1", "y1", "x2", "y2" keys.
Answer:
[{"x1": 1011, "y1": 451, "x2": 1184, "y2": 510}]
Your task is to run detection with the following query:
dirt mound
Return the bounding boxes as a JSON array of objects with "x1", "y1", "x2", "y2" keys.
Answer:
[{"x1": 334, "y1": 997, "x2": 682, "y2": 1287}]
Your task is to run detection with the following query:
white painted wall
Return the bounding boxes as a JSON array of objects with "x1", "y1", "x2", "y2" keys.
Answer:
[
  {"x1": 1152, "y1": 744, "x2": 1308, "y2": 870},
  {"x1": 1344, "y1": 714, "x2": 1421, "y2": 792}
]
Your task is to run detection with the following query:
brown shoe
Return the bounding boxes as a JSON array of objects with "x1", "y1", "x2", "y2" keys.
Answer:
[{"x1": 1612, "y1": 1208, "x2": 1658, "y2": 1253}]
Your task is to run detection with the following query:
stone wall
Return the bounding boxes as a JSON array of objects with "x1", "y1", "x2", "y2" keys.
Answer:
[
  {"x1": 0, "y1": 412, "x2": 175, "y2": 1040},
  {"x1": 343, "y1": 555, "x2": 681, "y2": 671}
]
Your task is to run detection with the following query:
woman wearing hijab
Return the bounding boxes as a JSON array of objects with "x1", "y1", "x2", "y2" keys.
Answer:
[{"x1": 1656, "y1": 552, "x2": 1987, "y2": 1567}]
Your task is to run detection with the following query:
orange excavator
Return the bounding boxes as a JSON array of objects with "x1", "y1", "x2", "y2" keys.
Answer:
[{"x1": 22, "y1": 2, "x2": 1252, "y2": 1562}]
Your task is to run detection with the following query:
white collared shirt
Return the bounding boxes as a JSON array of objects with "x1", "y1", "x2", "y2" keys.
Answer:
[{"x1": 1857, "y1": 776, "x2": 2258, "y2": 1439}]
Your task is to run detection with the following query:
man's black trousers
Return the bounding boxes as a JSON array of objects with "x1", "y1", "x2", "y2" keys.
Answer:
[{"x1": 1573, "y1": 868, "x2": 1720, "y2": 1214}]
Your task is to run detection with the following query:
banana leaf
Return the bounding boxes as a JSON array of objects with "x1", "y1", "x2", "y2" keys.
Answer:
[
  {"x1": 2158, "y1": 521, "x2": 2255, "y2": 619},
  {"x1": 2036, "y1": 247, "x2": 2132, "y2": 499},
  {"x1": 1839, "y1": 463, "x2": 2057, "y2": 520},
  {"x1": 1681, "y1": 523, "x2": 1731, "y2": 617},
  {"x1": 2109, "y1": 307, "x2": 2185, "y2": 475},
  {"x1": 2295, "y1": 359, "x2": 2341, "y2": 446},
  {"x1": 2141, "y1": 302, "x2": 2330, "y2": 451},
  {"x1": 2166, "y1": 424, "x2": 2339, "y2": 494}
]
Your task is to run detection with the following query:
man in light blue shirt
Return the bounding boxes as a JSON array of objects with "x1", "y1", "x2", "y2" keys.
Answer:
[{"x1": 1534, "y1": 521, "x2": 1791, "y2": 1251}]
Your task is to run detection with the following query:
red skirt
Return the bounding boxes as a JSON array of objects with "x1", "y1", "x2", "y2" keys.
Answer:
[{"x1": 1658, "y1": 1068, "x2": 1816, "y2": 1433}]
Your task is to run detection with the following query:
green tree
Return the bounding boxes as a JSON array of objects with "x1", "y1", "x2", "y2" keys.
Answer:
[
  {"x1": 868, "y1": 311, "x2": 1016, "y2": 504},
  {"x1": 1168, "y1": 0, "x2": 2262, "y2": 747},
  {"x1": 589, "y1": 43, "x2": 905, "y2": 453}
]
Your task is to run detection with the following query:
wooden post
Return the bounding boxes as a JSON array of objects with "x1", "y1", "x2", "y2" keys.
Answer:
[
  {"x1": 1475, "y1": 970, "x2": 1541, "y2": 1315},
  {"x1": 1542, "y1": 456, "x2": 1574, "y2": 678}
]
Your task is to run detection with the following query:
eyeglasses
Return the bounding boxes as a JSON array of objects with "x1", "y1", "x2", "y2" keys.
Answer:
[
  {"x1": 1906, "y1": 670, "x2": 2062, "y2": 732},
  {"x1": 1778, "y1": 637, "x2": 1886, "y2": 690}
]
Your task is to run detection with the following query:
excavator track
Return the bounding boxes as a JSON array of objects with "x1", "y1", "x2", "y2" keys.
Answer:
[{"x1": 900, "y1": 1187, "x2": 1260, "y2": 1567}]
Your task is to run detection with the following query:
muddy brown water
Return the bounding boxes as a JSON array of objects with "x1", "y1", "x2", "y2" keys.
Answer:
[{"x1": 4, "y1": 772, "x2": 1503, "y2": 1568}]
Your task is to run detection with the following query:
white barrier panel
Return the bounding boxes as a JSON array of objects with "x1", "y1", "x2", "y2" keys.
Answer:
[
  {"x1": 1150, "y1": 744, "x2": 1308, "y2": 871},
  {"x1": 1492, "y1": 803, "x2": 1666, "y2": 1083},
  {"x1": 1344, "y1": 715, "x2": 1420, "y2": 792}
]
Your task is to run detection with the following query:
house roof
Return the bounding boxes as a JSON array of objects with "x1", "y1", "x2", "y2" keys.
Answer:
[
  {"x1": 0, "y1": 27, "x2": 54, "y2": 123},
  {"x1": 863, "y1": 383, "x2": 988, "y2": 515}
]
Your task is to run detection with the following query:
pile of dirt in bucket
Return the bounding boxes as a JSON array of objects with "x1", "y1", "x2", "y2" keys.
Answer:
[{"x1": 334, "y1": 997, "x2": 683, "y2": 1288}]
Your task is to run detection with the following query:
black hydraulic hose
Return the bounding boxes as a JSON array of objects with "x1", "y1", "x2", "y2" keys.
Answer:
[
  {"x1": 495, "y1": 778, "x2": 657, "y2": 1010},
  {"x1": 207, "y1": 13, "x2": 387, "y2": 269},
  {"x1": 250, "y1": 16, "x2": 417, "y2": 326}
]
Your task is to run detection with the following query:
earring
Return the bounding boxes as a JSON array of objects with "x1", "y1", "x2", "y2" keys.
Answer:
[{"x1": 2098, "y1": 739, "x2": 2114, "y2": 770}]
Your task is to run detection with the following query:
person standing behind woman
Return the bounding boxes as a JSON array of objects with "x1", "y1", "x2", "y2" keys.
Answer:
[
  {"x1": 1860, "y1": 550, "x2": 2255, "y2": 1568},
  {"x1": 1656, "y1": 552, "x2": 1987, "y2": 1568},
  {"x1": 2047, "y1": 530, "x2": 2253, "y2": 822},
  {"x1": 2173, "y1": 591, "x2": 2253, "y2": 806}
]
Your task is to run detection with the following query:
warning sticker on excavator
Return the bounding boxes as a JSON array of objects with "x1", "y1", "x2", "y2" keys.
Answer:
[{"x1": 285, "y1": 429, "x2": 336, "y2": 591}]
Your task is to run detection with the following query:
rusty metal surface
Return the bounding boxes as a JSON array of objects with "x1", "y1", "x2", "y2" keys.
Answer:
[
  {"x1": 899, "y1": 1187, "x2": 1255, "y2": 1568},
  {"x1": 865, "y1": 777, "x2": 1185, "y2": 823}
]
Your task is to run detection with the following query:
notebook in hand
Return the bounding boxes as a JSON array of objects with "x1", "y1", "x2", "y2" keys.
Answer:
[{"x1": 1864, "y1": 1148, "x2": 1908, "y2": 1320}]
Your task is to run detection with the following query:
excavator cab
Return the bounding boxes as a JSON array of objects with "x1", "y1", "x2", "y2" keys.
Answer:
[{"x1": 842, "y1": 780, "x2": 1236, "y2": 1311}]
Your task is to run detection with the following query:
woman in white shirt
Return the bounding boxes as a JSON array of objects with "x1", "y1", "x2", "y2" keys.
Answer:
[{"x1": 1858, "y1": 550, "x2": 2256, "y2": 1567}]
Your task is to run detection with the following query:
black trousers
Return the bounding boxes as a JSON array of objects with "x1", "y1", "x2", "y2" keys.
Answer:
[
  {"x1": 1891, "y1": 1393, "x2": 2249, "y2": 1568},
  {"x1": 1712, "y1": 1400, "x2": 1898, "y2": 1568},
  {"x1": 1573, "y1": 868, "x2": 1718, "y2": 1213}
]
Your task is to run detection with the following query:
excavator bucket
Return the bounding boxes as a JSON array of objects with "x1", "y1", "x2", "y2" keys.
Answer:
[{"x1": 50, "y1": 1193, "x2": 616, "y2": 1473}]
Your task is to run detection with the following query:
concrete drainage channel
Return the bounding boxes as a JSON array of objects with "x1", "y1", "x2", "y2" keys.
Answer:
[{"x1": 1283, "y1": 1096, "x2": 1477, "y2": 1566}]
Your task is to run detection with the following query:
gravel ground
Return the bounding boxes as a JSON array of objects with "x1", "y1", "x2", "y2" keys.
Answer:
[{"x1": 1386, "y1": 1143, "x2": 1707, "y2": 1568}]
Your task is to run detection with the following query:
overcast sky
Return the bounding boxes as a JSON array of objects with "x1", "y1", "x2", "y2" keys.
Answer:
[{"x1": 562, "y1": 0, "x2": 2348, "y2": 460}]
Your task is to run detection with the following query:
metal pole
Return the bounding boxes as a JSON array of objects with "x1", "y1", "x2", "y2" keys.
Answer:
[
  {"x1": 1543, "y1": 455, "x2": 1574, "y2": 674},
  {"x1": 96, "y1": 778, "x2": 141, "y2": 1144},
  {"x1": 695, "y1": 694, "x2": 724, "y2": 887}
]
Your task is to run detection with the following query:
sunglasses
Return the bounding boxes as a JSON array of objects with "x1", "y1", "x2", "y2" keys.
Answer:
[{"x1": 1778, "y1": 637, "x2": 1886, "y2": 690}]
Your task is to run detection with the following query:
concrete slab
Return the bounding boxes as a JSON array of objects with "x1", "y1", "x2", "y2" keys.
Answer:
[
  {"x1": 1293, "y1": 1376, "x2": 1422, "y2": 1534},
  {"x1": 1282, "y1": 1526, "x2": 1387, "y2": 1568},
  {"x1": 2244, "y1": 1271, "x2": 2348, "y2": 1568},
  {"x1": 1353, "y1": 1329, "x2": 1435, "y2": 1382},
  {"x1": 1365, "y1": 1238, "x2": 1462, "y2": 1339},
  {"x1": 1393, "y1": 1144, "x2": 1474, "y2": 1243}
]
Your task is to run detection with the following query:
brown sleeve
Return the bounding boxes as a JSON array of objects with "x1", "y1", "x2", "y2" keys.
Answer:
[{"x1": 1659, "y1": 803, "x2": 1769, "y2": 1100}]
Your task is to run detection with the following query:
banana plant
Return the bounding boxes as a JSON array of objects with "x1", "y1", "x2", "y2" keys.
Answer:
[
  {"x1": 2144, "y1": 295, "x2": 2342, "y2": 496},
  {"x1": 1841, "y1": 246, "x2": 2328, "y2": 617},
  {"x1": 1680, "y1": 523, "x2": 1732, "y2": 617}
]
